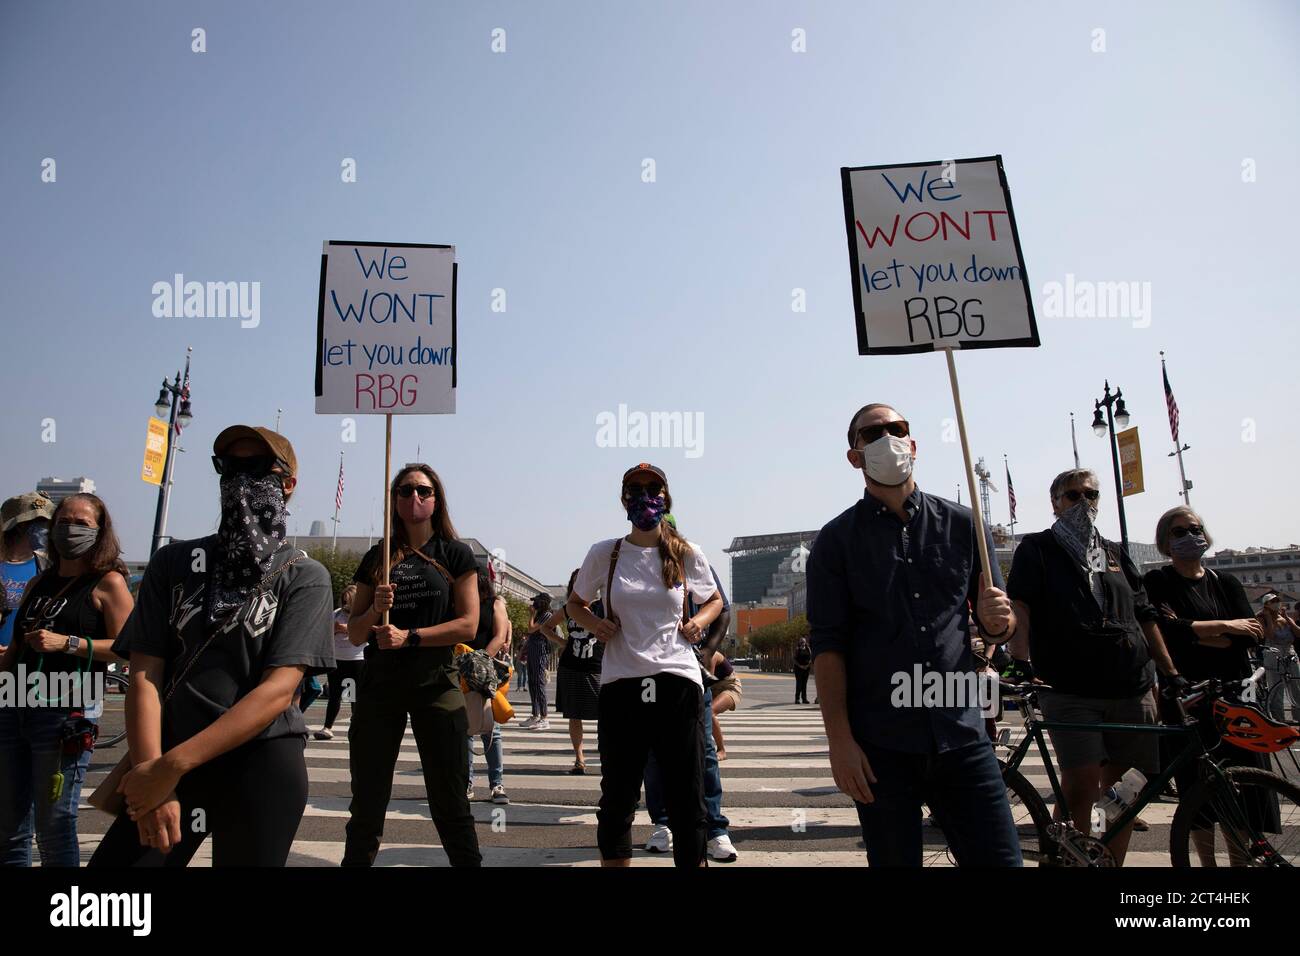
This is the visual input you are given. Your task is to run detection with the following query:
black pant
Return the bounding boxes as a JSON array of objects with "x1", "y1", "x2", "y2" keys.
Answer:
[
  {"x1": 342, "y1": 687, "x2": 481, "y2": 867},
  {"x1": 597, "y1": 674, "x2": 706, "y2": 867},
  {"x1": 794, "y1": 667, "x2": 810, "y2": 703},
  {"x1": 323, "y1": 659, "x2": 366, "y2": 730},
  {"x1": 88, "y1": 735, "x2": 308, "y2": 867}
]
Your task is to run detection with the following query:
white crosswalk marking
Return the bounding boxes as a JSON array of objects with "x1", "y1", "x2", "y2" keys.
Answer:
[{"x1": 72, "y1": 698, "x2": 1185, "y2": 866}]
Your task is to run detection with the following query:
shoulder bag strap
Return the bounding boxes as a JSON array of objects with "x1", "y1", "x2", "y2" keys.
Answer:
[
  {"x1": 605, "y1": 538, "x2": 622, "y2": 621},
  {"x1": 407, "y1": 543, "x2": 457, "y2": 618}
]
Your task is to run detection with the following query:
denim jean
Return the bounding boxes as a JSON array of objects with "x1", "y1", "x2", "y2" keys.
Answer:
[
  {"x1": 645, "y1": 688, "x2": 729, "y2": 839},
  {"x1": 0, "y1": 706, "x2": 96, "y2": 867},
  {"x1": 852, "y1": 738, "x2": 1022, "y2": 867},
  {"x1": 467, "y1": 723, "x2": 504, "y2": 790}
]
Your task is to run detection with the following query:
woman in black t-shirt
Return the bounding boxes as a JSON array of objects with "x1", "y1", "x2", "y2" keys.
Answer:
[
  {"x1": 342, "y1": 463, "x2": 482, "y2": 867},
  {"x1": 555, "y1": 568, "x2": 604, "y2": 773},
  {"x1": 1, "y1": 493, "x2": 132, "y2": 866},
  {"x1": 1144, "y1": 506, "x2": 1276, "y2": 865}
]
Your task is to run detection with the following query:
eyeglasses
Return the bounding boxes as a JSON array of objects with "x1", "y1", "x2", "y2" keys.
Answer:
[
  {"x1": 212, "y1": 454, "x2": 286, "y2": 478},
  {"x1": 1060, "y1": 488, "x2": 1101, "y2": 503},
  {"x1": 855, "y1": 420, "x2": 910, "y2": 446},
  {"x1": 623, "y1": 482, "x2": 664, "y2": 498},
  {"x1": 1170, "y1": 525, "x2": 1205, "y2": 538},
  {"x1": 395, "y1": 484, "x2": 435, "y2": 500}
]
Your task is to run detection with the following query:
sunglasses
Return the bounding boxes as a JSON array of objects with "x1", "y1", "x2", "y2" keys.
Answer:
[
  {"x1": 212, "y1": 454, "x2": 286, "y2": 478},
  {"x1": 623, "y1": 482, "x2": 664, "y2": 498},
  {"x1": 395, "y1": 484, "x2": 435, "y2": 500},
  {"x1": 856, "y1": 420, "x2": 910, "y2": 446},
  {"x1": 1170, "y1": 525, "x2": 1205, "y2": 538},
  {"x1": 1060, "y1": 488, "x2": 1101, "y2": 503}
]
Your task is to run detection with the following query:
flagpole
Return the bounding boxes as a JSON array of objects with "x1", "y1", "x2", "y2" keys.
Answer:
[
  {"x1": 1161, "y1": 351, "x2": 1192, "y2": 506},
  {"x1": 331, "y1": 450, "x2": 343, "y2": 554},
  {"x1": 1070, "y1": 412, "x2": 1080, "y2": 469}
]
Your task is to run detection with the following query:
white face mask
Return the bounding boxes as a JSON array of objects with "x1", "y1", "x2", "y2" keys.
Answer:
[{"x1": 859, "y1": 434, "x2": 914, "y2": 486}]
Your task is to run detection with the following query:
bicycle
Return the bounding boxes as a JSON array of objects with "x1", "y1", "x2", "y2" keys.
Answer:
[
  {"x1": 95, "y1": 670, "x2": 131, "y2": 748},
  {"x1": 997, "y1": 669, "x2": 1300, "y2": 866}
]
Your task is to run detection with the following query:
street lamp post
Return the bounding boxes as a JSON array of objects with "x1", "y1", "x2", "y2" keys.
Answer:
[
  {"x1": 1091, "y1": 381, "x2": 1131, "y2": 552},
  {"x1": 150, "y1": 348, "x2": 194, "y2": 556}
]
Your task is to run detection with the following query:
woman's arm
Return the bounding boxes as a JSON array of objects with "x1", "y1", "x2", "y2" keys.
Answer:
[
  {"x1": 682, "y1": 592, "x2": 722, "y2": 644},
  {"x1": 485, "y1": 597, "x2": 509, "y2": 658},
  {"x1": 539, "y1": 608, "x2": 566, "y2": 645},
  {"x1": 120, "y1": 663, "x2": 306, "y2": 817},
  {"x1": 375, "y1": 571, "x2": 478, "y2": 648}
]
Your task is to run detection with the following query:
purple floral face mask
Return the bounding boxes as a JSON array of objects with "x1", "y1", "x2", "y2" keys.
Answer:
[{"x1": 625, "y1": 492, "x2": 667, "y2": 532}]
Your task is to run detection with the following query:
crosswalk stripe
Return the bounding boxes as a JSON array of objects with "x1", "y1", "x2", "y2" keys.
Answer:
[{"x1": 75, "y1": 695, "x2": 1190, "y2": 867}]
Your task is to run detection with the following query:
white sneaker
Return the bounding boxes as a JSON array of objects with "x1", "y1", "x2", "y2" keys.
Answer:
[
  {"x1": 645, "y1": 824, "x2": 672, "y2": 853},
  {"x1": 313, "y1": 728, "x2": 333, "y2": 740},
  {"x1": 466, "y1": 784, "x2": 474, "y2": 800},
  {"x1": 708, "y1": 834, "x2": 738, "y2": 862},
  {"x1": 491, "y1": 785, "x2": 510, "y2": 805},
  {"x1": 519, "y1": 716, "x2": 537, "y2": 729},
  {"x1": 532, "y1": 719, "x2": 550, "y2": 731}
]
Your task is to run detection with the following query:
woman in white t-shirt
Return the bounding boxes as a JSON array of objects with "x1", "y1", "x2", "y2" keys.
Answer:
[
  {"x1": 566, "y1": 463, "x2": 722, "y2": 868},
  {"x1": 315, "y1": 583, "x2": 366, "y2": 740}
]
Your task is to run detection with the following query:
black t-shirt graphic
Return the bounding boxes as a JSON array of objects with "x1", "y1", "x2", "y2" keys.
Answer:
[
  {"x1": 559, "y1": 598, "x2": 604, "y2": 674},
  {"x1": 112, "y1": 536, "x2": 335, "y2": 750},
  {"x1": 353, "y1": 536, "x2": 477, "y2": 704}
]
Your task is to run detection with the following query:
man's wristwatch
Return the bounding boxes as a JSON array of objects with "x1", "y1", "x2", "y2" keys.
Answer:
[
  {"x1": 407, "y1": 628, "x2": 422, "y2": 648},
  {"x1": 65, "y1": 634, "x2": 81, "y2": 654}
]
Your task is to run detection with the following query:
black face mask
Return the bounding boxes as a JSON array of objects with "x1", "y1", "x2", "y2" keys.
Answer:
[{"x1": 209, "y1": 472, "x2": 288, "y2": 623}]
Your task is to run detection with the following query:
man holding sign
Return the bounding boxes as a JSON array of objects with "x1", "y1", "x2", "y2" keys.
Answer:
[{"x1": 807, "y1": 403, "x2": 1021, "y2": 867}]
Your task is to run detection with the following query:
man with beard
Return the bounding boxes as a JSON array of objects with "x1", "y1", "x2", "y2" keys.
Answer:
[
  {"x1": 89, "y1": 425, "x2": 334, "y2": 866},
  {"x1": 806, "y1": 402, "x2": 1022, "y2": 866}
]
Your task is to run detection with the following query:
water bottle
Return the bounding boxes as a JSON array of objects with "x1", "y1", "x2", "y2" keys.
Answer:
[{"x1": 1096, "y1": 769, "x2": 1147, "y2": 823}]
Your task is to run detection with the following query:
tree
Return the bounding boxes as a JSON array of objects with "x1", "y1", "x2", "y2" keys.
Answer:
[{"x1": 305, "y1": 547, "x2": 363, "y2": 605}]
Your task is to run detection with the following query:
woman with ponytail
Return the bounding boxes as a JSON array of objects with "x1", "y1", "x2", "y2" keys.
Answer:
[
  {"x1": 342, "y1": 463, "x2": 482, "y2": 867},
  {"x1": 565, "y1": 464, "x2": 722, "y2": 867}
]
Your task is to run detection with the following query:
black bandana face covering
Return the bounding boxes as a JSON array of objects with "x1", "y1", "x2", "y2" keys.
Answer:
[{"x1": 210, "y1": 472, "x2": 288, "y2": 623}]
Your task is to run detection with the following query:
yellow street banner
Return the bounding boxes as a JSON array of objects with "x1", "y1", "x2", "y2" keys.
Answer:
[
  {"x1": 1117, "y1": 426, "x2": 1144, "y2": 497},
  {"x1": 141, "y1": 417, "x2": 169, "y2": 485}
]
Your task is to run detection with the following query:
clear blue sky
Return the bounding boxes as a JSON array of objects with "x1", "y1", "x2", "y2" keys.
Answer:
[{"x1": 2, "y1": 0, "x2": 1297, "y2": 589}]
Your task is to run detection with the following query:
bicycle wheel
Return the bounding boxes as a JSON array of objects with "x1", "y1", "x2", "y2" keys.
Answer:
[
  {"x1": 1000, "y1": 759, "x2": 1056, "y2": 866},
  {"x1": 1266, "y1": 679, "x2": 1298, "y2": 723},
  {"x1": 1170, "y1": 766, "x2": 1300, "y2": 866},
  {"x1": 96, "y1": 672, "x2": 130, "y2": 748}
]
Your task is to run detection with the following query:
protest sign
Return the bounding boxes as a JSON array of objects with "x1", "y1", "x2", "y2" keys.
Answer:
[
  {"x1": 315, "y1": 241, "x2": 457, "y2": 415},
  {"x1": 841, "y1": 155, "x2": 1038, "y2": 354},
  {"x1": 841, "y1": 155, "x2": 1039, "y2": 584}
]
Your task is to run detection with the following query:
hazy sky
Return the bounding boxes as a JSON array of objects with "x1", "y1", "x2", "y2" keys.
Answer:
[{"x1": 3, "y1": 0, "x2": 1297, "y2": 590}]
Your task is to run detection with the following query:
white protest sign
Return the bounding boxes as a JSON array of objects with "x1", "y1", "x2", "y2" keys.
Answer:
[
  {"x1": 841, "y1": 155, "x2": 1038, "y2": 354},
  {"x1": 314, "y1": 241, "x2": 457, "y2": 414}
]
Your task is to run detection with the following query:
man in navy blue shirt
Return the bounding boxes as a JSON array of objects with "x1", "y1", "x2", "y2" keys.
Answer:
[{"x1": 807, "y1": 402, "x2": 1022, "y2": 866}]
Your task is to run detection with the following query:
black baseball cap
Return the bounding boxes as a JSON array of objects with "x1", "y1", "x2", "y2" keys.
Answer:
[{"x1": 622, "y1": 463, "x2": 668, "y2": 492}]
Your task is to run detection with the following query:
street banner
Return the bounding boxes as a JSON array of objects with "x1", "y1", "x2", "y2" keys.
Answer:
[
  {"x1": 141, "y1": 417, "x2": 168, "y2": 485},
  {"x1": 315, "y1": 241, "x2": 457, "y2": 415},
  {"x1": 841, "y1": 155, "x2": 1038, "y2": 354},
  {"x1": 1118, "y1": 426, "x2": 1145, "y2": 497}
]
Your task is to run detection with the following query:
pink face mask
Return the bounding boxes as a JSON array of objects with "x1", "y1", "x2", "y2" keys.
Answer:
[{"x1": 395, "y1": 488, "x2": 436, "y2": 523}]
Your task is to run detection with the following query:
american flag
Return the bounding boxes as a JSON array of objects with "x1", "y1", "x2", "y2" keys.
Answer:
[
  {"x1": 1006, "y1": 462, "x2": 1017, "y2": 523},
  {"x1": 1163, "y1": 364, "x2": 1180, "y2": 443},
  {"x1": 335, "y1": 456, "x2": 345, "y2": 511}
]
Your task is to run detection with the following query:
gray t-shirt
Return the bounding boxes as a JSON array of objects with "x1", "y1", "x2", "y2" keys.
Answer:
[{"x1": 113, "y1": 535, "x2": 335, "y2": 750}]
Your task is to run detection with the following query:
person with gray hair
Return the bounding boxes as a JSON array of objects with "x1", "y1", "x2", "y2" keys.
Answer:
[
  {"x1": 1143, "y1": 506, "x2": 1275, "y2": 864},
  {"x1": 1007, "y1": 467, "x2": 1183, "y2": 866}
]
